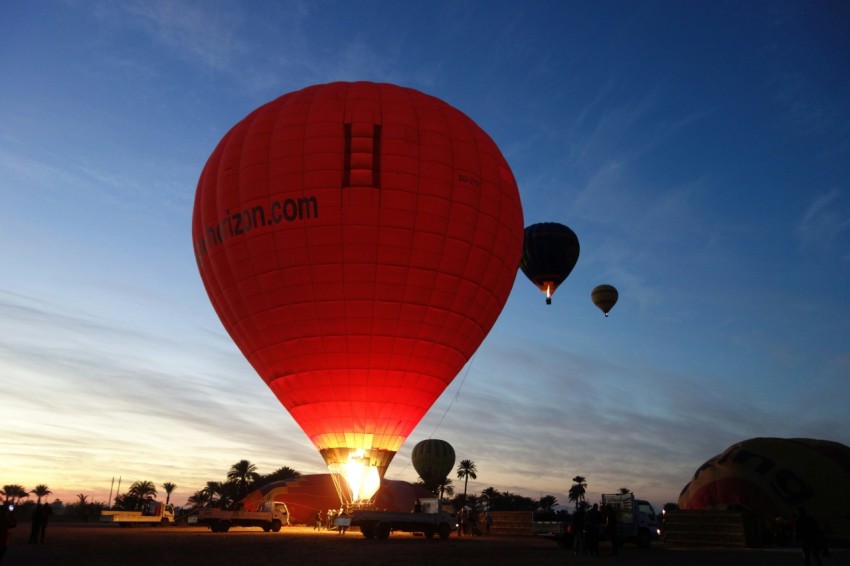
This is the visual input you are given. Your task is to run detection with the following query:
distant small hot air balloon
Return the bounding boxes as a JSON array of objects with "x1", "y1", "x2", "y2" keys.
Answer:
[
  {"x1": 519, "y1": 222, "x2": 580, "y2": 304},
  {"x1": 411, "y1": 439, "x2": 455, "y2": 495},
  {"x1": 591, "y1": 284, "x2": 618, "y2": 316}
]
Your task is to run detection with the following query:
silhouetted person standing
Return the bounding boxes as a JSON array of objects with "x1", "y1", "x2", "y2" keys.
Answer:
[
  {"x1": 337, "y1": 509, "x2": 349, "y2": 534},
  {"x1": 39, "y1": 503, "x2": 52, "y2": 543},
  {"x1": 585, "y1": 503, "x2": 601, "y2": 556},
  {"x1": 604, "y1": 503, "x2": 619, "y2": 556},
  {"x1": 795, "y1": 507, "x2": 823, "y2": 566},
  {"x1": 28, "y1": 504, "x2": 42, "y2": 544},
  {"x1": 1, "y1": 505, "x2": 17, "y2": 562},
  {"x1": 572, "y1": 503, "x2": 586, "y2": 555}
]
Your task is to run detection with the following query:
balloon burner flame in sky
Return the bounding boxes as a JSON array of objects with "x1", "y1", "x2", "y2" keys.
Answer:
[{"x1": 520, "y1": 223, "x2": 580, "y2": 306}]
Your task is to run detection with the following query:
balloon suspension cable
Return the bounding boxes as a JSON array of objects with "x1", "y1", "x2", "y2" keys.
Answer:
[
  {"x1": 430, "y1": 352, "x2": 476, "y2": 437},
  {"x1": 386, "y1": 353, "x2": 476, "y2": 482}
]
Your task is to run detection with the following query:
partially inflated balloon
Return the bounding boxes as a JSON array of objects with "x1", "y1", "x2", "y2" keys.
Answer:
[
  {"x1": 411, "y1": 439, "x2": 456, "y2": 494},
  {"x1": 591, "y1": 284, "x2": 618, "y2": 316},
  {"x1": 519, "y1": 223, "x2": 580, "y2": 304},
  {"x1": 239, "y1": 474, "x2": 431, "y2": 523},
  {"x1": 678, "y1": 438, "x2": 850, "y2": 540},
  {"x1": 192, "y1": 82, "x2": 523, "y2": 504}
]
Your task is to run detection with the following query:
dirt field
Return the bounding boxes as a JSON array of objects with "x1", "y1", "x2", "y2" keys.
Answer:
[{"x1": 2, "y1": 522, "x2": 838, "y2": 566}]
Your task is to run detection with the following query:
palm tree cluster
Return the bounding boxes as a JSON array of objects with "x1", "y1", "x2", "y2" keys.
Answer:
[
  {"x1": 113, "y1": 480, "x2": 158, "y2": 510},
  {"x1": 1, "y1": 484, "x2": 31, "y2": 506},
  {"x1": 2, "y1": 483, "x2": 106, "y2": 519},
  {"x1": 478, "y1": 486, "x2": 557, "y2": 512},
  {"x1": 1, "y1": 484, "x2": 54, "y2": 506},
  {"x1": 186, "y1": 461, "x2": 301, "y2": 509},
  {"x1": 412, "y1": 459, "x2": 559, "y2": 514}
]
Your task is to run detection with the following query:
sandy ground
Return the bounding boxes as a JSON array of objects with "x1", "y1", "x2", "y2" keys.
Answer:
[{"x1": 2, "y1": 522, "x2": 842, "y2": 566}]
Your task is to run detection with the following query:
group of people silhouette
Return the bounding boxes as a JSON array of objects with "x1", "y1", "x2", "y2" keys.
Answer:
[
  {"x1": 27, "y1": 503, "x2": 52, "y2": 545},
  {"x1": 570, "y1": 502, "x2": 619, "y2": 556}
]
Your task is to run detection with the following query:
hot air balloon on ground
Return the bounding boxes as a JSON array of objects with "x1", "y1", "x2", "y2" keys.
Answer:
[
  {"x1": 411, "y1": 439, "x2": 455, "y2": 495},
  {"x1": 192, "y1": 82, "x2": 524, "y2": 506},
  {"x1": 239, "y1": 474, "x2": 431, "y2": 524},
  {"x1": 678, "y1": 438, "x2": 850, "y2": 541},
  {"x1": 519, "y1": 222, "x2": 580, "y2": 304},
  {"x1": 591, "y1": 284, "x2": 618, "y2": 316}
]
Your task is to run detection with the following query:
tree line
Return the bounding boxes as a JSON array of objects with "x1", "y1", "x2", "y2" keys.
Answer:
[{"x1": 3, "y1": 461, "x2": 595, "y2": 519}]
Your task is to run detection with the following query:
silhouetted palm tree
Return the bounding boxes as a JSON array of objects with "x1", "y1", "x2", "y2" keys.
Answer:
[
  {"x1": 618, "y1": 487, "x2": 632, "y2": 495},
  {"x1": 162, "y1": 482, "x2": 176, "y2": 505},
  {"x1": 202, "y1": 481, "x2": 236, "y2": 509},
  {"x1": 436, "y1": 477, "x2": 454, "y2": 501},
  {"x1": 31, "y1": 484, "x2": 52, "y2": 504},
  {"x1": 187, "y1": 489, "x2": 212, "y2": 508},
  {"x1": 74, "y1": 494, "x2": 90, "y2": 521},
  {"x1": 227, "y1": 460, "x2": 258, "y2": 500},
  {"x1": 128, "y1": 480, "x2": 157, "y2": 508},
  {"x1": 256, "y1": 466, "x2": 301, "y2": 487},
  {"x1": 539, "y1": 494, "x2": 558, "y2": 511},
  {"x1": 481, "y1": 486, "x2": 500, "y2": 509},
  {"x1": 2, "y1": 484, "x2": 29, "y2": 505},
  {"x1": 568, "y1": 475, "x2": 587, "y2": 510},
  {"x1": 456, "y1": 459, "x2": 477, "y2": 507}
]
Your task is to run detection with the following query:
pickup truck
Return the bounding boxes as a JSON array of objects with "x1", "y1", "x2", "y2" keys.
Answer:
[
  {"x1": 100, "y1": 501, "x2": 175, "y2": 527},
  {"x1": 541, "y1": 494, "x2": 659, "y2": 549},
  {"x1": 189, "y1": 500, "x2": 289, "y2": 533},
  {"x1": 351, "y1": 498, "x2": 455, "y2": 540},
  {"x1": 601, "y1": 493, "x2": 659, "y2": 548}
]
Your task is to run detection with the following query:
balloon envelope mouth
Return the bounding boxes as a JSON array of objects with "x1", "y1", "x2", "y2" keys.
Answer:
[{"x1": 328, "y1": 450, "x2": 382, "y2": 503}]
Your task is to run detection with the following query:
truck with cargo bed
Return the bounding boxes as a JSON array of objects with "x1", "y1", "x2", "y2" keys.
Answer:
[
  {"x1": 601, "y1": 493, "x2": 659, "y2": 548},
  {"x1": 100, "y1": 501, "x2": 175, "y2": 527},
  {"x1": 541, "y1": 493, "x2": 659, "y2": 549},
  {"x1": 351, "y1": 498, "x2": 455, "y2": 540},
  {"x1": 188, "y1": 499, "x2": 289, "y2": 532}
]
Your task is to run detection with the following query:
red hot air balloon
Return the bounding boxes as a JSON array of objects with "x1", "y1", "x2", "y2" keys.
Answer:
[
  {"x1": 519, "y1": 223, "x2": 580, "y2": 304},
  {"x1": 192, "y1": 82, "x2": 523, "y2": 505}
]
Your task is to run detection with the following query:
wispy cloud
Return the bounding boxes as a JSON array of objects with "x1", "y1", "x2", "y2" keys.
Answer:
[
  {"x1": 0, "y1": 287, "x2": 321, "y2": 502},
  {"x1": 120, "y1": 0, "x2": 249, "y2": 71},
  {"x1": 797, "y1": 188, "x2": 850, "y2": 251}
]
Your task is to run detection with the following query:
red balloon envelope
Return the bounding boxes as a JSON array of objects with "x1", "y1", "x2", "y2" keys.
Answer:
[{"x1": 192, "y1": 82, "x2": 523, "y2": 503}]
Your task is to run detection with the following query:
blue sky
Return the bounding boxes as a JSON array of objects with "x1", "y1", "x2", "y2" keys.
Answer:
[{"x1": 2, "y1": 1, "x2": 848, "y2": 511}]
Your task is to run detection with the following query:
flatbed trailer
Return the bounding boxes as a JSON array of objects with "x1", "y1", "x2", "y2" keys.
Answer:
[
  {"x1": 189, "y1": 500, "x2": 289, "y2": 533},
  {"x1": 100, "y1": 501, "x2": 175, "y2": 527},
  {"x1": 351, "y1": 498, "x2": 455, "y2": 540}
]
